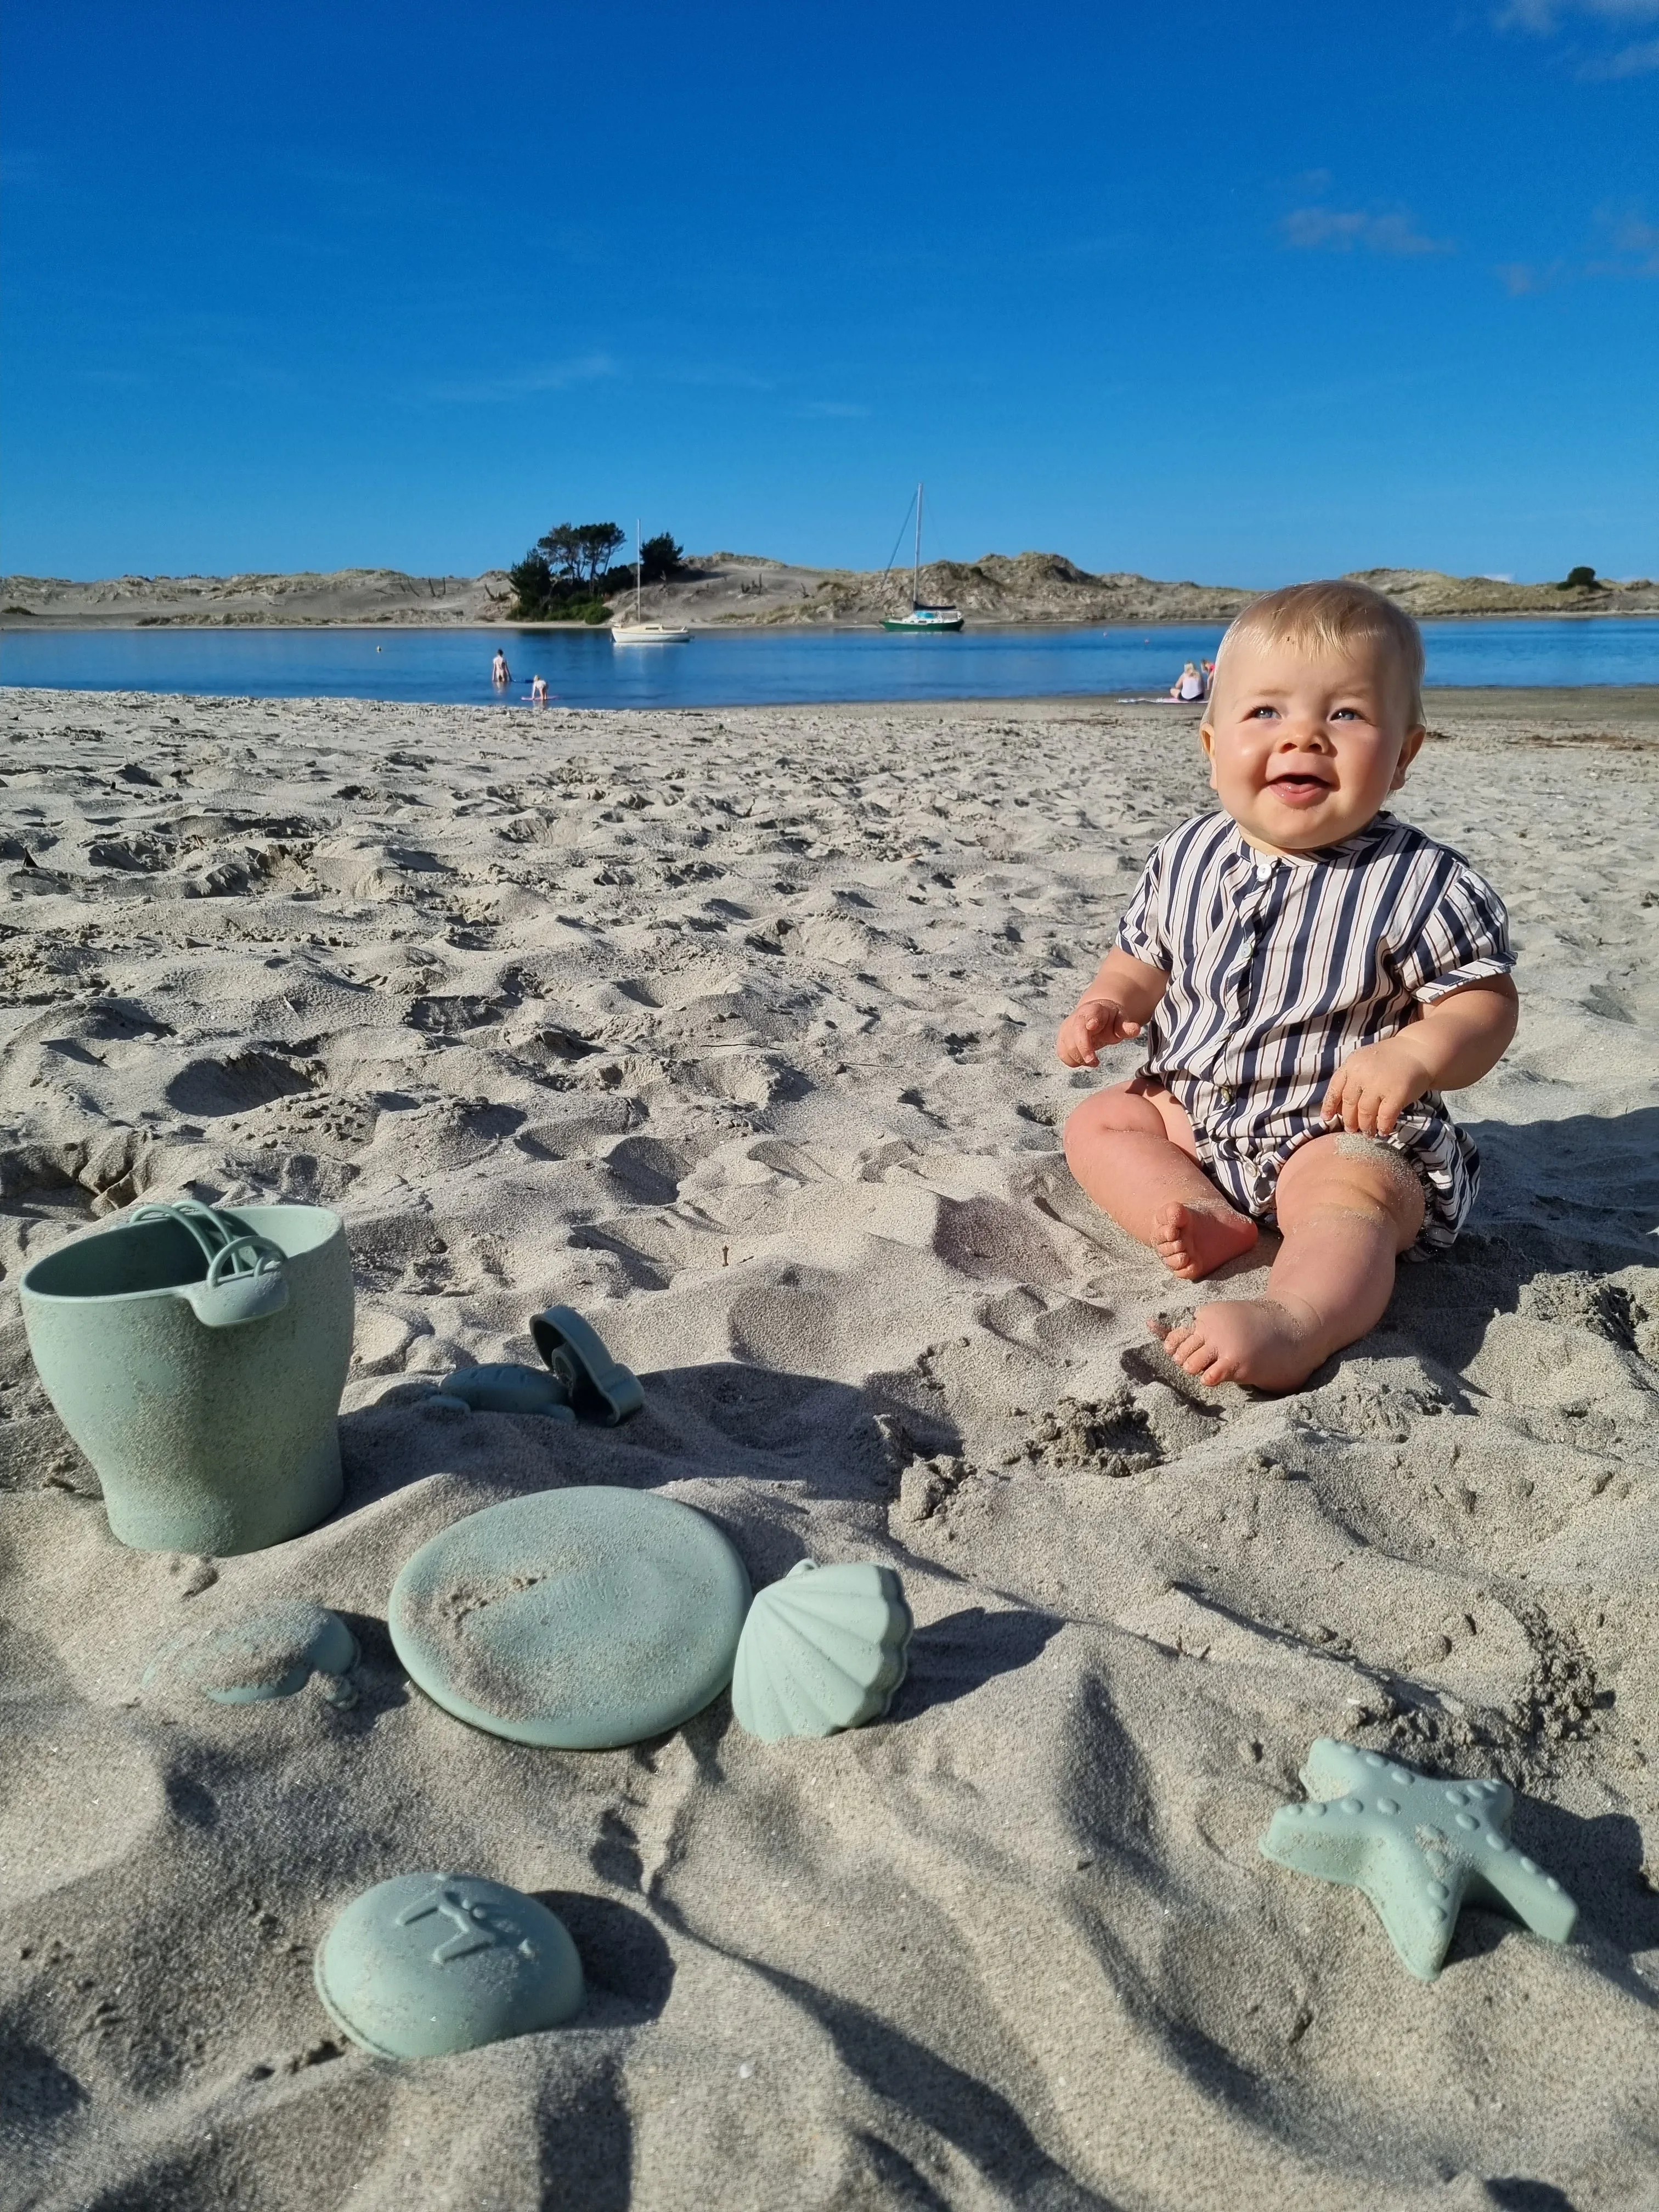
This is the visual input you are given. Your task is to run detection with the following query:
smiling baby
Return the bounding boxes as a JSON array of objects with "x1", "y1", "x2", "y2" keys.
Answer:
[{"x1": 1057, "y1": 579, "x2": 1517, "y2": 1391}]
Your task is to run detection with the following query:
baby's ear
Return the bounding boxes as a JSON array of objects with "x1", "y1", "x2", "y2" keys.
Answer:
[
  {"x1": 1391, "y1": 725, "x2": 1427, "y2": 788},
  {"x1": 1199, "y1": 722, "x2": 1218, "y2": 784}
]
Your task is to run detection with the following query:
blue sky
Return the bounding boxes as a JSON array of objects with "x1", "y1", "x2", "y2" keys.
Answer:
[{"x1": 2, "y1": 1, "x2": 1655, "y2": 584}]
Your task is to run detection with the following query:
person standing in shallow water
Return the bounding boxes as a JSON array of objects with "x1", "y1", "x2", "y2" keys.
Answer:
[
  {"x1": 492, "y1": 648, "x2": 510, "y2": 687},
  {"x1": 1057, "y1": 579, "x2": 1518, "y2": 1393}
]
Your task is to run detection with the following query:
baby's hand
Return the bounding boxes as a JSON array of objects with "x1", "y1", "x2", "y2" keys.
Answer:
[
  {"x1": 1322, "y1": 1037, "x2": 1434, "y2": 1137},
  {"x1": 1057, "y1": 997, "x2": 1143, "y2": 1069}
]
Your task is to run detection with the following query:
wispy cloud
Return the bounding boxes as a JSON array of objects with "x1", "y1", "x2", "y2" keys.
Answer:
[
  {"x1": 1496, "y1": 0, "x2": 1659, "y2": 74},
  {"x1": 1282, "y1": 207, "x2": 1453, "y2": 256},
  {"x1": 420, "y1": 353, "x2": 618, "y2": 404},
  {"x1": 1496, "y1": 259, "x2": 1565, "y2": 293},
  {"x1": 1496, "y1": 205, "x2": 1659, "y2": 290},
  {"x1": 1499, "y1": 0, "x2": 1659, "y2": 29},
  {"x1": 1579, "y1": 31, "x2": 1659, "y2": 69},
  {"x1": 1591, "y1": 206, "x2": 1659, "y2": 273}
]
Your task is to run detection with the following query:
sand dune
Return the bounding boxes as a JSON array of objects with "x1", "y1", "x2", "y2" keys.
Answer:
[
  {"x1": 4, "y1": 561, "x2": 1655, "y2": 631},
  {"x1": 1, "y1": 684, "x2": 1656, "y2": 2209}
]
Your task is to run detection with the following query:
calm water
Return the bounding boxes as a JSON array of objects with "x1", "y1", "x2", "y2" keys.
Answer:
[{"x1": 1, "y1": 618, "x2": 1654, "y2": 709}]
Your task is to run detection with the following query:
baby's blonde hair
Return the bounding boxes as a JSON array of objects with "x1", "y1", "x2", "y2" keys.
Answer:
[{"x1": 1210, "y1": 579, "x2": 1426, "y2": 729}]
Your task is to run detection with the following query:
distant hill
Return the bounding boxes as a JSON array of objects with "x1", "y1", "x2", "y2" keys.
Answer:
[
  {"x1": 3, "y1": 557, "x2": 1654, "y2": 629},
  {"x1": 0, "y1": 569, "x2": 515, "y2": 628}
]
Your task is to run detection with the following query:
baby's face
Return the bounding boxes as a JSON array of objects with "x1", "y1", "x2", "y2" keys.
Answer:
[{"x1": 1200, "y1": 636, "x2": 1424, "y2": 856}]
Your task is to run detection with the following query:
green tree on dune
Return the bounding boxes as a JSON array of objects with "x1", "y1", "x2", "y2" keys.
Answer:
[{"x1": 640, "y1": 532, "x2": 684, "y2": 584}]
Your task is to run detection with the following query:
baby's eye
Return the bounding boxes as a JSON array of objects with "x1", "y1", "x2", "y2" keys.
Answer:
[
  {"x1": 1330, "y1": 707, "x2": 1364, "y2": 721},
  {"x1": 1245, "y1": 704, "x2": 1279, "y2": 720}
]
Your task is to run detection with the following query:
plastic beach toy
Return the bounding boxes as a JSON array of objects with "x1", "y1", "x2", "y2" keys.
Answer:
[
  {"x1": 145, "y1": 1600, "x2": 357, "y2": 1705},
  {"x1": 1260, "y1": 1737, "x2": 1579, "y2": 1980},
  {"x1": 440, "y1": 1306, "x2": 644, "y2": 1425},
  {"x1": 391, "y1": 1487, "x2": 752, "y2": 1748},
  {"x1": 530, "y1": 1307, "x2": 644, "y2": 1423},
  {"x1": 315, "y1": 1873, "x2": 583, "y2": 2058},
  {"x1": 731, "y1": 1560, "x2": 913, "y2": 1742},
  {"x1": 390, "y1": 1487, "x2": 913, "y2": 1750},
  {"x1": 439, "y1": 1365, "x2": 577, "y2": 1420},
  {"x1": 20, "y1": 1201, "x2": 354, "y2": 1555}
]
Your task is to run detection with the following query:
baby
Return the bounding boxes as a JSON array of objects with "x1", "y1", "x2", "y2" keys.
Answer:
[{"x1": 1057, "y1": 579, "x2": 1517, "y2": 1392}]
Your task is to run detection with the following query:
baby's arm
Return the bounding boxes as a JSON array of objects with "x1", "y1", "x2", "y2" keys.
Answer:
[
  {"x1": 1322, "y1": 975, "x2": 1519, "y2": 1136},
  {"x1": 1056, "y1": 950, "x2": 1169, "y2": 1068}
]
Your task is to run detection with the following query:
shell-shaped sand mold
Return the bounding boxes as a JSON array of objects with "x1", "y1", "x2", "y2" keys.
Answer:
[
  {"x1": 315, "y1": 1873, "x2": 583, "y2": 2058},
  {"x1": 389, "y1": 1487, "x2": 752, "y2": 1748},
  {"x1": 144, "y1": 1599, "x2": 358, "y2": 1706},
  {"x1": 731, "y1": 1560, "x2": 913, "y2": 1741}
]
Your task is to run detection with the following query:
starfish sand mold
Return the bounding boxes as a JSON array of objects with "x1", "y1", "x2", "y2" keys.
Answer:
[{"x1": 1259, "y1": 1737, "x2": 1578, "y2": 1982}]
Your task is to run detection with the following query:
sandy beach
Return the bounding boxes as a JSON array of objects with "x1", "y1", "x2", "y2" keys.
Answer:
[{"x1": 2, "y1": 681, "x2": 1656, "y2": 2210}]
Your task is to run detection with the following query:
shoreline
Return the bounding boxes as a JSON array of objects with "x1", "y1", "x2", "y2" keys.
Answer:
[
  {"x1": 5, "y1": 609, "x2": 1659, "y2": 634},
  {"x1": 4, "y1": 685, "x2": 1658, "y2": 724}
]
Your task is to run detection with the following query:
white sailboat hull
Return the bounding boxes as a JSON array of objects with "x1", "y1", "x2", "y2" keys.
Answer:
[{"x1": 612, "y1": 623, "x2": 690, "y2": 645}]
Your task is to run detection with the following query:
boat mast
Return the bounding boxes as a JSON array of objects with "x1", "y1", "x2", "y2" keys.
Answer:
[
  {"x1": 635, "y1": 519, "x2": 642, "y2": 624},
  {"x1": 913, "y1": 482, "x2": 923, "y2": 609}
]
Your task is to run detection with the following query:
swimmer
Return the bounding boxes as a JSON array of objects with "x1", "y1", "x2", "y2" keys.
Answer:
[{"x1": 492, "y1": 649, "x2": 511, "y2": 687}]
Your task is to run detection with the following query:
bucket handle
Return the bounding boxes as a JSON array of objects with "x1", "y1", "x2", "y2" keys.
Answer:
[{"x1": 131, "y1": 1201, "x2": 290, "y2": 1328}]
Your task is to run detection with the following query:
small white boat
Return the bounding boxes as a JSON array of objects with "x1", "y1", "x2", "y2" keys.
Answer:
[
  {"x1": 612, "y1": 521, "x2": 690, "y2": 645},
  {"x1": 881, "y1": 483, "x2": 963, "y2": 633}
]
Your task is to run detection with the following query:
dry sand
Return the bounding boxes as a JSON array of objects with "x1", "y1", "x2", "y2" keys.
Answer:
[{"x1": 1, "y1": 683, "x2": 1656, "y2": 2210}]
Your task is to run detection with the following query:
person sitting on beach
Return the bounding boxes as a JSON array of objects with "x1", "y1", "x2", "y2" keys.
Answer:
[
  {"x1": 1057, "y1": 579, "x2": 1517, "y2": 1392},
  {"x1": 529, "y1": 674, "x2": 548, "y2": 706},
  {"x1": 1170, "y1": 661, "x2": 1206, "y2": 701},
  {"x1": 492, "y1": 649, "x2": 511, "y2": 687}
]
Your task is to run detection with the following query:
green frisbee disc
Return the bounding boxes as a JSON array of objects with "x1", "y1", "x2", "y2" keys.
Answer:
[{"x1": 389, "y1": 1487, "x2": 752, "y2": 1748}]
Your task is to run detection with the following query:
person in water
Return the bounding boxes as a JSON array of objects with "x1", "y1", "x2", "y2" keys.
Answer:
[
  {"x1": 1058, "y1": 579, "x2": 1516, "y2": 1392},
  {"x1": 529, "y1": 674, "x2": 548, "y2": 706},
  {"x1": 1169, "y1": 661, "x2": 1206, "y2": 701},
  {"x1": 492, "y1": 650, "x2": 511, "y2": 687}
]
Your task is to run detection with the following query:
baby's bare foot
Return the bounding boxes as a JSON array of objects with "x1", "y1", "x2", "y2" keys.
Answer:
[
  {"x1": 1151, "y1": 1296, "x2": 1324, "y2": 1391},
  {"x1": 1150, "y1": 1201, "x2": 1259, "y2": 1282}
]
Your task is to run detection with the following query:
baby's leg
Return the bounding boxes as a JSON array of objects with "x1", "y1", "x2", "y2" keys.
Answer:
[
  {"x1": 1155, "y1": 1135, "x2": 1425, "y2": 1390},
  {"x1": 1064, "y1": 1080, "x2": 1257, "y2": 1281}
]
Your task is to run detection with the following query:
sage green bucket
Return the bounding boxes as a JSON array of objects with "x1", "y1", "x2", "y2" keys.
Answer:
[{"x1": 20, "y1": 1200, "x2": 354, "y2": 1556}]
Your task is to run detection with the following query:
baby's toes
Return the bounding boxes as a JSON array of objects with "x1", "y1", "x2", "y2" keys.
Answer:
[{"x1": 1169, "y1": 1328, "x2": 1215, "y2": 1376}]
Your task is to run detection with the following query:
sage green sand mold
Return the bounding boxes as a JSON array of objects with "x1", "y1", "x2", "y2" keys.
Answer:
[
  {"x1": 390, "y1": 1487, "x2": 752, "y2": 1748},
  {"x1": 19, "y1": 1201, "x2": 354, "y2": 1556},
  {"x1": 529, "y1": 1306, "x2": 644, "y2": 1424},
  {"x1": 314, "y1": 1874, "x2": 583, "y2": 2058},
  {"x1": 438, "y1": 1306, "x2": 641, "y2": 1424},
  {"x1": 731, "y1": 1560, "x2": 913, "y2": 1741},
  {"x1": 144, "y1": 1600, "x2": 358, "y2": 1706},
  {"x1": 440, "y1": 1364, "x2": 577, "y2": 1419},
  {"x1": 1259, "y1": 1738, "x2": 1578, "y2": 1980}
]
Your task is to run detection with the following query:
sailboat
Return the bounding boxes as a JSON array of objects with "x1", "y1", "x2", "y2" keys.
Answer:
[
  {"x1": 881, "y1": 483, "x2": 963, "y2": 633},
  {"x1": 612, "y1": 521, "x2": 690, "y2": 645}
]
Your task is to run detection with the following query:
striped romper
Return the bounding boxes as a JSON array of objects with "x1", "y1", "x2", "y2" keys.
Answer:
[{"x1": 1114, "y1": 809, "x2": 1514, "y2": 1254}]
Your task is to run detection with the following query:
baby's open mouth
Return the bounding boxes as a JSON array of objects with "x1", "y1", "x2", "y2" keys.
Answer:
[{"x1": 1268, "y1": 774, "x2": 1334, "y2": 806}]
